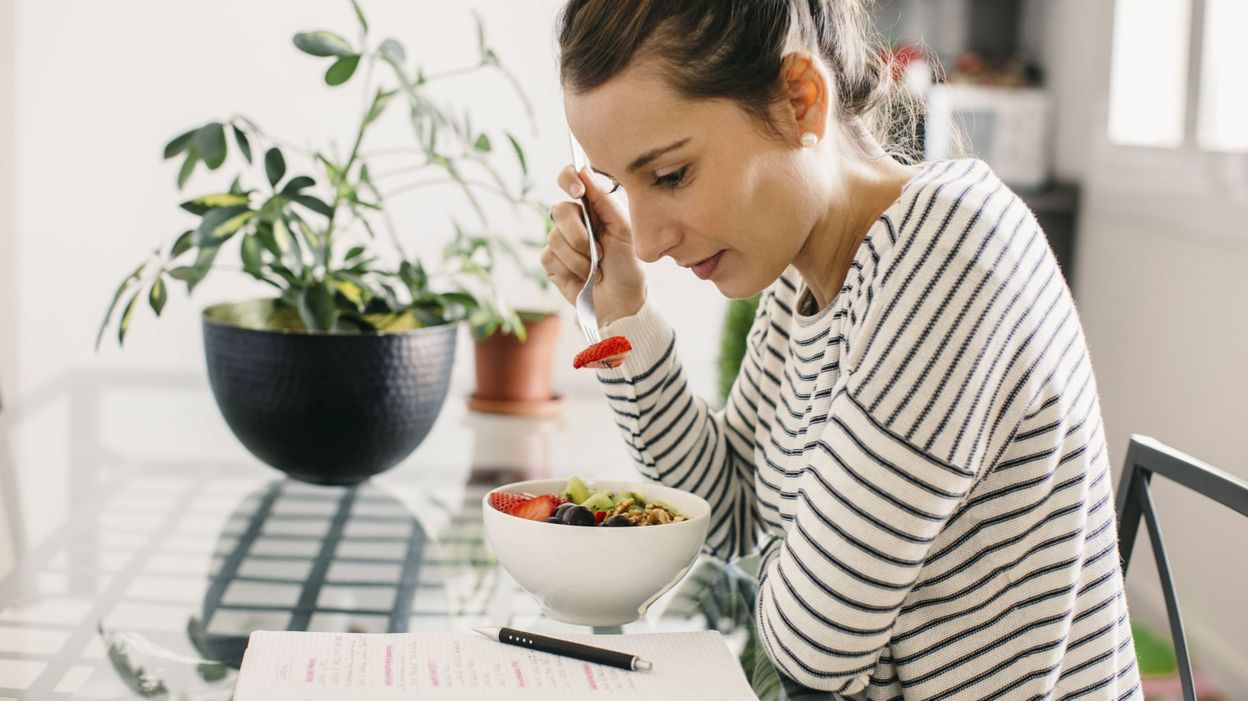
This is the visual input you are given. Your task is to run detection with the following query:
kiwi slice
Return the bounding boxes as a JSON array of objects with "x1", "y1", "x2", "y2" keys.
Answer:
[
  {"x1": 580, "y1": 490, "x2": 616, "y2": 513},
  {"x1": 560, "y1": 476, "x2": 590, "y2": 505}
]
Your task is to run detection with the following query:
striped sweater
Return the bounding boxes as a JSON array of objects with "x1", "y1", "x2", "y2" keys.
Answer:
[{"x1": 596, "y1": 160, "x2": 1141, "y2": 700}]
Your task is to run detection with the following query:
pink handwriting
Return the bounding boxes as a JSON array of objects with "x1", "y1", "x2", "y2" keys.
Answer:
[{"x1": 583, "y1": 663, "x2": 598, "y2": 690}]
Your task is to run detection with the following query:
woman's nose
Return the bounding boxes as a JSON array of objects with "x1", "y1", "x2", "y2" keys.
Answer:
[{"x1": 630, "y1": 209, "x2": 681, "y2": 264}]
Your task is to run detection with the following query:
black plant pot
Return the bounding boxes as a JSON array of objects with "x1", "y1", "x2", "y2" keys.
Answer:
[{"x1": 202, "y1": 300, "x2": 458, "y2": 485}]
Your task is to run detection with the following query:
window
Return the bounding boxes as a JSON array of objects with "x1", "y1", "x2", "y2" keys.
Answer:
[
  {"x1": 1195, "y1": 0, "x2": 1248, "y2": 151},
  {"x1": 1109, "y1": 0, "x2": 1248, "y2": 153},
  {"x1": 1107, "y1": 0, "x2": 1192, "y2": 148}
]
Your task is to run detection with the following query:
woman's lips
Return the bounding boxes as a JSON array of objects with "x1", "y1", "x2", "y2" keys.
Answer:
[{"x1": 690, "y1": 251, "x2": 724, "y2": 280}]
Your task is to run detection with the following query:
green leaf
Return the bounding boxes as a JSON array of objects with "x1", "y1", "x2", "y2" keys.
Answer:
[
  {"x1": 292, "y1": 31, "x2": 354, "y2": 58},
  {"x1": 163, "y1": 128, "x2": 196, "y2": 160},
  {"x1": 473, "y1": 11, "x2": 486, "y2": 59},
  {"x1": 240, "y1": 234, "x2": 264, "y2": 277},
  {"x1": 95, "y1": 263, "x2": 144, "y2": 350},
  {"x1": 193, "y1": 205, "x2": 252, "y2": 246},
  {"x1": 193, "y1": 122, "x2": 227, "y2": 169},
  {"x1": 272, "y1": 218, "x2": 294, "y2": 255},
  {"x1": 228, "y1": 176, "x2": 245, "y2": 195},
  {"x1": 344, "y1": 245, "x2": 367, "y2": 262},
  {"x1": 315, "y1": 153, "x2": 342, "y2": 183},
  {"x1": 168, "y1": 266, "x2": 196, "y2": 282},
  {"x1": 364, "y1": 89, "x2": 396, "y2": 126},
  {"x1": 186, "y1": 245, "x2": 221, "y2": 293},
  {"x1": 170, "y1": 229, "x2": 195, "y2": 258},
  {"x1": 265, "y1": 147, "x2": 286, "y2": 188},
  {"x1": 117, "y1": 289, "x2": 141, "y2": 346},
  {"x1": 275, "y1": 217, "x2": 304, "y2": 273},
  {"x1": 232, "y1": 125, "x2": 253, "y2": 163},
  {"x1": 293, "y1": 194, "x2": 333, "y2": 217},
  {"x1": 325, "y1": 54, "x2": 360, "y2": 86},
  {"x1": 439, "y1": 291, "x2": 479, "y2": 311},
  {"x1": 351, "y1": 0, "x2": 368, "y2": 32},
  {"x1": 473, "y1": 133, "x2": 491, "y2": 153},
  {"x1": 256, "y1": 195, "x2": 287, "y2": 223},
  {"x1": 332, "y1": 276, "x2": 368, "y2": 311},
  {"x1": 176, "y1": 151, "x2": 199, "y2": 189},
  {"x1": 399, "y1": 259, "x2": 427, "y2": 292},
  {"x1": 378, "y1": 38, "x2": 405, "y2": 65},
  {"x1": 505, "y1": 131, "x2": 528, "y2": 176},
  {"x1": 335, "y1": 313, "x2": 377, "y2": 332},
  {"x1": 180, "y1": 192, "x2": 250, "y2": 215},
  {"x1": 148, "y1": 277, "x2": 167, "y2": 317},
  {"x1": 298, "y1": 280, "x2": 337, "y2": 331},
  {"x1": 281, "y1": 176, "x2": 316, "y2": 196}
]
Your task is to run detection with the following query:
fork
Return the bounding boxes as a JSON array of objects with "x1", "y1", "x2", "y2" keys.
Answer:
[{"x1": 568, "y1": 134, "x2": 602, "y2": 346}]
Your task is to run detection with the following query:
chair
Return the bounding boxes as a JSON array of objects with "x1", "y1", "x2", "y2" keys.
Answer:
[{"x1": 1116, "y1": 435, "x2": 1248, "y2": 701}]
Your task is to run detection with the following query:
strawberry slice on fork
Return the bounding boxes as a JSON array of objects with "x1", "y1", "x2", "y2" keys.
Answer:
[{"x1": 573, "y1": 336, "x2": 633, "y2": 370}]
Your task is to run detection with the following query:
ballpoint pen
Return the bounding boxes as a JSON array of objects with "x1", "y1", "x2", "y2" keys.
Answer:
[{"x1": 473, "y1": 626, "x2": 653, "y2": 672}]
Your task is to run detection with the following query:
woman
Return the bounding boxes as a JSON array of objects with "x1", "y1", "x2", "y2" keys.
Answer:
[{"x1": 541, "y1": 1, "x2": 1140, "y2": 699}]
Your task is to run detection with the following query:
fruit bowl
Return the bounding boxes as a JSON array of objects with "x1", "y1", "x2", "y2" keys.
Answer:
[{"x1": 481, "y1": 478, "x2": 711, "y2": 626}]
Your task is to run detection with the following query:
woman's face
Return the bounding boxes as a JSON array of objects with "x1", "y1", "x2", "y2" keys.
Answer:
[{"x1": 564, "y1": 65, "x2": 822, "y2": 299}]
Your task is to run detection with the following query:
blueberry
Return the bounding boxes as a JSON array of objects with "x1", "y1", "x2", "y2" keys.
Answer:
[
  {"x1": 563, "y1": 505, "x2": 596, "y2": 527},
  {"x1": 604, "y1": 514, "x2": 633, "y2": 527},
  {"x1": 544, "y1": 517, "x2": 561, "y2": 523},
  {"x1": 554, "y1": 502, "x2": 576, "y2": 519}
]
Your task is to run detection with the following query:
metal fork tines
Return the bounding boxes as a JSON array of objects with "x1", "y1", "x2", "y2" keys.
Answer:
[{"x1": 569, "y1": 135, "x2": 601, "y2": 345}]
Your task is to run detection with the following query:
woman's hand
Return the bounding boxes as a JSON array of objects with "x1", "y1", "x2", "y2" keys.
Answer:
[{"x1": 541, "y1": 166, "x2": 646, "y2": 326}]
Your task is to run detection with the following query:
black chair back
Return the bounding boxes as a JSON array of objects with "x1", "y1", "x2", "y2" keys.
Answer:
[{"x1": 1116, "y1": 435, "x2": 1248, "y2": 701}]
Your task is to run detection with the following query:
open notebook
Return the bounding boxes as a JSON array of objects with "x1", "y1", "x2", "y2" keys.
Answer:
[{"x1": 234, "y1": 629, "x2": 758, "y2": 700}]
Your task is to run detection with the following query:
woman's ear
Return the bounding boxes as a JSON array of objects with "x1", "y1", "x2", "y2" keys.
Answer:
[{"x1": 781, "y1": 53, "x2": 830, "y2": 145}]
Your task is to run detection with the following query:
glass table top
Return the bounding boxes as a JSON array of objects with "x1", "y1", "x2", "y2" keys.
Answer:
[{"x1": 0, "y1": 371, "x2": 843, "y2": 700}]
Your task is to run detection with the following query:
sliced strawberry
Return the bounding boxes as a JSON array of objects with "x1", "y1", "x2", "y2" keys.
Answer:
[
  {"x1": 594, "y1": 510, "x2": 607, "y2": 525},
  {"x1": 505, "y1": 494, "x2": 561, "y2": 521},
  {"x1": 573, "y1": 336, "x2": 633, "y2": 370},
  {"x1": 488, "y1": 491, "x2": 531, "y2": 513}
]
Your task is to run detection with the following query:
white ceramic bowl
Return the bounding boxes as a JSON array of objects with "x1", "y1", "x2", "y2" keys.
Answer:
[{"x1": 482, "y1": 478, "x2": 711, "y2": 626}]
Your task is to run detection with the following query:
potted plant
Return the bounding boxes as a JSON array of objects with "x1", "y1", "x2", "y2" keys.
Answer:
[{"x1": 96, "y1": 2, "x2": 551, "y2": 484}]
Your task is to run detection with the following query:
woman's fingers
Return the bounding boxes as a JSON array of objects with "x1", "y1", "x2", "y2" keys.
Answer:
[
  {"x1": 550, "y1": 201, "x2": 591, "y2": 253},
  {"x1": 556, "y1": 165, "x2": 586, "y2": 199},
  {"x1": 539, "y1": 246, "x2": 585, "y2": 303},
  {"x1": 545, "y1": 226, "x2": 592, "y2": 280}
]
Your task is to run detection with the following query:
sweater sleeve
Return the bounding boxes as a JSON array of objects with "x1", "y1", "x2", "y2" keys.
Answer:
[{"x1": 593, "y1": 295, "x2": 774, "y2": 560}]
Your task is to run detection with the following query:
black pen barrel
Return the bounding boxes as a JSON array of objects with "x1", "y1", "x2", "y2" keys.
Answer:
[{"x1": 498, "y1": 627, "x2": 636, "y2": 669}]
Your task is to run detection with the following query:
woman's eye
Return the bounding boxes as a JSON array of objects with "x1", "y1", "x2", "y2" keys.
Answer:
[
  {"x1": 654, "y1": 167, "x2": 687, "y2": 191},
  {"x1": 605, "y1": 180, "x2": 622, "y2": 194}
]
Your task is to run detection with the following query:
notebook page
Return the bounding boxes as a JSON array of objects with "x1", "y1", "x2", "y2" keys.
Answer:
[{"x1": 233, "y1": 630, "x2": 758, "y2": 700}]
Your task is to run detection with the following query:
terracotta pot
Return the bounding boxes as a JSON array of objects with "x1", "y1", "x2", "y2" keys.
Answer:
[{"x1": 471, "y1": 313, "x2": 561, "y2": 414}]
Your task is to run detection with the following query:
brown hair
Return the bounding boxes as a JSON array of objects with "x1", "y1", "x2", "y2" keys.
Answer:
[{"x1": 557, "y1": 0, "x2": 925, "y2": 164}]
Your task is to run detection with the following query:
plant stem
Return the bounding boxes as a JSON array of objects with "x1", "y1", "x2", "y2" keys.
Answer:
[
  {"x1": 322, "y1": 58, "x2": 377, "y2": 264},
  {"x1": 358, "y1": 147, "x2": 427, "y2": 158},
  {"x1": 383, "y1": 176, "x2": 518, "y2": 203},
  {"x1": 371, "y1": 162, "x2": 436, "y2": 180},
  {"x1": 423, "y1": 62, "x2": 486, "y2": 83}
]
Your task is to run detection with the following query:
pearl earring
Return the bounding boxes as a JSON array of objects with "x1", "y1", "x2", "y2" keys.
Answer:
[{"x1": 800, "y1": 132, "x2": 819, "y2": 149}]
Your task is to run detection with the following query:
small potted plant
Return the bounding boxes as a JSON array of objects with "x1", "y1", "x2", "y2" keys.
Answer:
[
  {"x1": 450, "y1": 231, "x2": 563, "y2": 417},
  {"x1": 96, "y1": 2, "x2": 550, "y2": 484}
]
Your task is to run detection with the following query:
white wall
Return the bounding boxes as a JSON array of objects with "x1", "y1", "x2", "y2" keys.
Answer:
[
  {"x1": 0, "y1": 0, "x2": 17, "y2": 580},
  {"x1": 1037, "y1": 0, "x2": 1105, "y2": 182},
  {"x1": 12, "y1": 0, "x2": 725, "y2": 407},
  {"x1": 1, "y1": 0, "x2": 15, "y2": 405}
]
